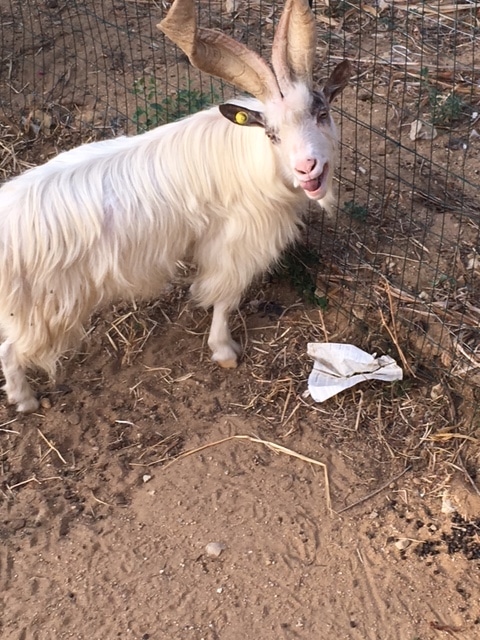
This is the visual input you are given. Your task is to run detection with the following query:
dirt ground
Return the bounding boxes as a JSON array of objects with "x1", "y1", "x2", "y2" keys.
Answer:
[
  {"x1": 1, "y1": 289, "x2": 480, "y2": 640},
  {"x1": 1, "y1": 2, "x2": 480, "y2": 639}
]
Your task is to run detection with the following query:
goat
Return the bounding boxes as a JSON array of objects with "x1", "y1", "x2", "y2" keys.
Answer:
[{"x1": 0, "y1": 0, "x2": 351, "y2": 413}]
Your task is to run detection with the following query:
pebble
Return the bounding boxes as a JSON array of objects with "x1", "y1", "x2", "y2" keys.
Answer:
[
  {"x1": 68, "y1": 412, "x2": 81, "y2": 425},
  {"x1": 40, "y1": 397, "x2": 52, "y2": 410},
  {"x1": 441, "y1": 492, "x2": 457, "y2": 515},
  {"x1": 357, "y1": 88, "x2": 372, "y2": 101},
  {"x1": 205, "y1": 542, "x2": 226, "y2": 558},
  {"x1": 10, "y1": 518, "x2": 26, "y2": 531},
  {"x1": 142, "y1": 474, "x2": 152, "y2": 483},
  {"x1": 394, "y1": 538, "x2": 411, "y2": 551}
]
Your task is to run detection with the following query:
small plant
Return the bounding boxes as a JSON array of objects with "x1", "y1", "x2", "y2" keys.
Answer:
[
  {"x1": 132, "y1": 77, "x2": 215, "y2": 132},
  {"x1": 419, "y1": 68, "x2": 469, "y2": 127},
  {"x1": 433, "y1": 92, "x2": 468, "y2": 126},
  {"x1": 343, "y1": 200, "x2": 368, "y2": 221},
  {"x1": 275, "y1": 245, "x2": 328, "y2": 308}
]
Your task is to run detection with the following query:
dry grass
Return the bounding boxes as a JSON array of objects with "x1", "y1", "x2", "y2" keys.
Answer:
[{"x1": 75, "y1": 278, "x2": 479, "y2": 494}]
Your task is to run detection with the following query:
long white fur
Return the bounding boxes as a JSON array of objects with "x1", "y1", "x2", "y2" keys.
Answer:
[{"x1": 0, "y1": 88, "x2": 338, "y2": 412}]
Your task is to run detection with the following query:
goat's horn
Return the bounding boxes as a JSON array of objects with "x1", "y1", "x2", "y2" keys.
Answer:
[
  {"x1": 158, "y1": 0, "x2": 281, "y2": 102},
  {"x1": 271, "y1": 0, "x2": 317, "y2": 91}
]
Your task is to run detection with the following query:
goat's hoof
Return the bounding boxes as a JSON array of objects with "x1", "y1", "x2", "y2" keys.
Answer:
[
  {"x1": 211, "y1": 341, "x2": 241, "y2": 368},
  {"x1": 217, "y1": 357, "x2": 238, "y2": 369},
  {"x1": 16, "y1": 397, "x2": 40, "y2": 414}
]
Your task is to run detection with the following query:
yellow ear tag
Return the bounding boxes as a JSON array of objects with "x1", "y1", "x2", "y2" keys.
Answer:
[{"x1": 235, "y1": 111, "x2": 248, "y2": 125}]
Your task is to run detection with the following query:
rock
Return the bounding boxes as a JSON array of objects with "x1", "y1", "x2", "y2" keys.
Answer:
[
  {"x1": 409, "y1": 119, "x2": 437, "y2": 141},
  {"x1": 10, "y1": 518, "x2": 26, "y2": 531},
  {"x1": 394, "y1": 538, "x2": 411, "y2": 551},
  {"x1": 68, "y1": 412, "x2": 81, "y2": 425},
  {"x1": 441, "y1": 491, "x2": 457, "y2": 515},
  {"x1": 205, "y1": 541, "x2": 226, "y2": 558},
  {"x1": 40, "y1": 397, "x2": 52, "y2": 410},
  {"x1": 357, "y1": 88, "x2": 372, "y2": 101},
  {"x1": 142, "y1": 474, "x2": 152, "y2": 483}
]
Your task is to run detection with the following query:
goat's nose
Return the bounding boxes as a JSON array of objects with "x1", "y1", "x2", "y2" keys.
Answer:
[{"x1": 295, "y1": 158, "x2": 317, "y2": 175}]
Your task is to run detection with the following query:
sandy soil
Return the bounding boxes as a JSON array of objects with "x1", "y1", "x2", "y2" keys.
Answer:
[
  {"x1": 1, "y1": 2, "x2": 480, "y2": 639},
  {"x1": 1, "y1": 287, "x2": 480, "y2": 640}
]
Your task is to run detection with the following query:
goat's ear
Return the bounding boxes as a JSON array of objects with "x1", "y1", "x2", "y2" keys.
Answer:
[
  {"x1": 323, "y1": 60, "x2": 352, "y2": 103},
  {"x1": 219, "y1": 104, "x2": 265, "y2": 128}
]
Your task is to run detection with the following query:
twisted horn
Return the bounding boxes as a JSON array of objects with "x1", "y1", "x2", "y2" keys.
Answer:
[
  {"x1": 158, "y1": 0, "x2": 282, "y2": 102},
  {"x1": 271, "y1": 0, "x2": 317, "y2": 91}
]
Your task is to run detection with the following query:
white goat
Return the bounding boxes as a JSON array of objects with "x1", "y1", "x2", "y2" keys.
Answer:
[{"x1": 0, "y1": 0, "x2": 350, "y2": 412}]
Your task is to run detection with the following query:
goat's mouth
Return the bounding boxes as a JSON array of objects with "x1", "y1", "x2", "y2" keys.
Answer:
[{"x1": 299, "y1": 164, "x2": 329, "y2": 200}]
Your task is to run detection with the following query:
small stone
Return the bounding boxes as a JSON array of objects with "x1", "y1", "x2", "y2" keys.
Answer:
[
  {"x1": 467, "y1": 253, "x2": 480, "y2": 272},
  {"x1": 409, "y1": 119, "x2": 437, "y2": 141},
  {"x1": 430, "y1": 383, "x2": 444, "y2": 401},
  {"x1": 394, "y1": 538, "x2": 411, "y2": 551},
  {"x1": 11, "y1": 518, "x2": 26, "y2": 531},
  {"x1": 40, "y1": 397, "x2": 52, "y2": 409},
  {"x1": 68, "y1": 412, "x2": 81, "y2": 425},
  {"x1": 216, "y1": 587, "x2": 223, "y2": 594},
  {"x1": 357, "y1": 88, "x2": 371, "y2": 101},
  {"x1": 447, "y1": 137, "x2": 468, "y2": 151},
  {"x1": 205, "y1": 542, "x2": 226, "y2": 558},
  {"x1": 441, "y1": 492, "x2": 456, "y2": 515},
  {"x1": 142, "y1": 474, "x2": 152, "y2": 483}
]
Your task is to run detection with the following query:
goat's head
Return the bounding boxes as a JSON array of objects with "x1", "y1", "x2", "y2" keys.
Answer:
[{"x1": 158, "y1": 0, "x2": 351, "y2": 201}]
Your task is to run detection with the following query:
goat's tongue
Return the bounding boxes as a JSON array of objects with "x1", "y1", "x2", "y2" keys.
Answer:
[{"x1": 302, "y1": 177, "x2": 321, "y2": 192}]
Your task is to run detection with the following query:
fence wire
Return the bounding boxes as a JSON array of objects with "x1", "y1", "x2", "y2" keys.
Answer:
[{"x1": 1, "y1": 0, "x2": 479, "y2": 405}]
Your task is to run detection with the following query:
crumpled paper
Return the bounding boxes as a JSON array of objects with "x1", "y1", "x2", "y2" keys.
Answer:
[{"x1": 306, "y1": 343, "x2": 403, "y2": 403}]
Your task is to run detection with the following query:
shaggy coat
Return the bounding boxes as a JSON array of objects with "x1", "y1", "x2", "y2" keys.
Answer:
[
  {"x1": 0, "y1": 0, "x2": 350, "y2": 412},
  {"x1": 0, "y1": 94, "x2": 338, "y2": 411}
]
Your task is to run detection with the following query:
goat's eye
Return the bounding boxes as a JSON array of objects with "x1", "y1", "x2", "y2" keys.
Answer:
[{"x1": 316, "y1": 110, "x2": 329, "y2": 124}]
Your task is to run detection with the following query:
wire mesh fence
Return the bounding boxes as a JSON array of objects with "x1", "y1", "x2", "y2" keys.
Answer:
[{"x1": 1, "y1": 1, "x2": 479, "y2": 411}]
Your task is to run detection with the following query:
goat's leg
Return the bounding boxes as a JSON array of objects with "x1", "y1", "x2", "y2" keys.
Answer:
[
  {"x1": 0, "y1": 341, "x2": 39, "y2": 413},
  {"x1": 208, "y1": 301, "x2": 242, "y2": 368}
]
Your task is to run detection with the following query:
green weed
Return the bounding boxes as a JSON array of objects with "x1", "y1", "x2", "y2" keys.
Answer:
[
  {"x1": 132, "y1": 77, "x2": 215, "y2": 132},
  {"x1": 275, "y1": 246, "x2": 328, "y2": 308},
  {"x1": 343, "y1": 200, "x2": 368, "y2": 222},
  {"x1": 420, "y1": 68, "x2": 469, "y2": 127}
]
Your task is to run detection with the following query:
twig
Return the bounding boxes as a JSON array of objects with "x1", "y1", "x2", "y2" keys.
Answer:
[
  {"x1": 337, "y1": 465, "x2": 412, "y2": 514},
  {"x1": 36, "y1": 428, "x2": 67, "y2": 465},
  {"x1": 380, "y1": 278, "x2": 416, "y2": 378},
  {"x1": 0, "y1": 417, "x2": 19, "y2": 432},
  {"x1": 354, "y1": 390, "x2": 364, "y2": 432},
  {"x1": 91, "y1": 491, "x2": 115, "y2": 507},
  {"x1": 8, "y1": 476, "x2": 41, "y2": 490},
  {"x1": 163, "y1": 434, "x2": 332, "y2": 512}
]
